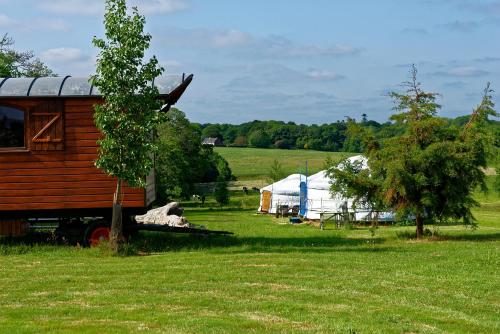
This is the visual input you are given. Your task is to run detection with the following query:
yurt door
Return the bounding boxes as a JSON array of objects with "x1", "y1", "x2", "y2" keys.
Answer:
[{"x1": 261, "y1": 190, "x2": 272, "y2": 212}]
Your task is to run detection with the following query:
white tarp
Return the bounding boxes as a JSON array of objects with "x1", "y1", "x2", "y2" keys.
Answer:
[{"x1": 135, "y1": 202, "x2": 191, "y2": 227}]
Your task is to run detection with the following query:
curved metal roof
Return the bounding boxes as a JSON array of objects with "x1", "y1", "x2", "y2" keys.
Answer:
[{"x1": 0, "y1": 74, "x2": 190, "y2": 98}]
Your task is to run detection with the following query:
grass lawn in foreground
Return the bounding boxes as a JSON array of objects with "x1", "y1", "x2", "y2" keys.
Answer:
[{"x1": 1, "y1": 190, "x2": 499, "y2": 334}]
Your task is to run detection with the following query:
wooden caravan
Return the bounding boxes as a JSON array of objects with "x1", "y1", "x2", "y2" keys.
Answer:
[{"x1": 0, "y1": 75, "x2": 193, "y2": 221}]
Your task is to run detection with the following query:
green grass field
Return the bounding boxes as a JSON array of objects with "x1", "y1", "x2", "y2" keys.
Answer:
[
  {"x1": 215, "y1": 147, "x2": 351, "y2": 181},
  {"x1": 1, "y1": 148, "x2": 499, "y2": 333}
]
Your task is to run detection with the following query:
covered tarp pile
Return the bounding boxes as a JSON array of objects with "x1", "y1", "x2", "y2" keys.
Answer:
[{"x1": 135, "y1": 202, "x2": 192, "y2": 227}]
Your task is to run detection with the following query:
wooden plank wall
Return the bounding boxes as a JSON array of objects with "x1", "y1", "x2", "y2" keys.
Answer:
[{"x1": 0, "y1": 98, "x2": 145, "y2": 212}]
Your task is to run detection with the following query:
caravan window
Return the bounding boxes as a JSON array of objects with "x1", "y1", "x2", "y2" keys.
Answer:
[{"x1": 0, "y1": 105, "x2": 25, "y2": 148}]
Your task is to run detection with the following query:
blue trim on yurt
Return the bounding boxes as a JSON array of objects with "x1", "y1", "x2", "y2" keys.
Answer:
[{"x1": 299, "y1": 181, "x2": 307, "y2": 216}]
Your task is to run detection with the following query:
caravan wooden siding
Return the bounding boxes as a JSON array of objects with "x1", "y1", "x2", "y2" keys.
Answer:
[{"x1": 0, "y1": 98, "x2": 147, "y2": 212}]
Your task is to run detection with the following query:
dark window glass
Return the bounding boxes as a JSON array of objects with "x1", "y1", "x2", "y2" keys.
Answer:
[{"x1": 0, "y1": 105, "x2": 24, "y2": 148}]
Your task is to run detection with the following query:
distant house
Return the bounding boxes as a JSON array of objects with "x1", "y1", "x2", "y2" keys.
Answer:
[{"x1": 202, "y1": 137, "x2": 224, "y2": 146}]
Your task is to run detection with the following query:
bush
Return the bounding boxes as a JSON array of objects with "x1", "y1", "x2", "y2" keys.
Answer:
[
  {"x1": 233, "y1": 135, "x2": 248, "y2": 147},
  {"x1": 214, "y1": 176, "x2": 230, "y2": 205},
  {"x1": 274, "y1": 139, "x2": 291, "y2": 149},
  {"x1": 248, "y1": 130, "x2": 271, "y2": 148}
]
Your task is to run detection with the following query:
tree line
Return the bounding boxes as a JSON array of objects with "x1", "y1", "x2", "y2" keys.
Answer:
[{"x1": 197, "y1": 114, "x2": 500, "y2": 153}]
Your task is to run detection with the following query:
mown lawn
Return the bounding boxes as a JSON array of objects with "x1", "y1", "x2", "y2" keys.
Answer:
[
  {"x1": 1, "y1": 190, "x2": 499, "y2": 334},
  {"x1": 1, "y1": 149, "x2": 499, "y2": 333},
  {"x1": 214, "y1": 147, "x2": 351, "y2": 181}
]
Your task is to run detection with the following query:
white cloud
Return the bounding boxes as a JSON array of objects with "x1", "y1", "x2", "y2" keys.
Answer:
[
  {"x1": 38, "y1": 0, "x2": 103, "y2": 15},
  {"x1": 307, "y1": 69, "x2": 346, "y2": 81},
  {"x1": 462, "y1": 1, "x2": 500, "y2": 16},
  {"x1": 221, "y1": 63, "x2": 347, "y2": 94},
  {"x1": 442, "y1": 81, "x2": 467, "y2": 88},
  {"x1": 401, "y1": 27, "x2": 429, "y2": 35},
  {"x1": 439, "y1": 20, "x2": 480, "y2": 32},
  {"x1": 212, "y1": 30, "x2": 251, "y2": 47},
  {"x1": 41, "y1": 47, "x2": 89, "y2": 63},
  {"x1": 136, "y1": 0, "x2": 188, "y2": 15},
  {"x1": 159, "y1": 60, "x2": 182, "y2": 72},
  {"x1": 38, "y1": 0, "x2": 188, "y2": 16},
  {"x1": 448, "y1": 66, "x2": 489, "y2": 76},
  {"x1": 39, "y1": 48, "x2": 95, "y2": 76},
  {"x1": 474, "y1": 56, "x2": 500, "y2": 63},
  {"x1": 432, "y1": 66, "x2": 489, "y2": 77},
  {"x1": 0, "y1": 14, "x2": 69, "y2": 31},
  {"x1": 32, "y1": 18, "x2": 70, "y2": 31},
  {"x1": 255, "y1": 35, "x2": 362, "y2": 58},
  {"x1": 0, "y1": 14, "x2": 17, "y2": 26},
  {"x1": 160, "y1": 27, "x2": 363, "y2": 58}
]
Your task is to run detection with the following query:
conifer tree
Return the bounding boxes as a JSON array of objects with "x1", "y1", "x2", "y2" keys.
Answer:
[{"x1": 328, "y1": 65, "x2": 498, "y2": 238}]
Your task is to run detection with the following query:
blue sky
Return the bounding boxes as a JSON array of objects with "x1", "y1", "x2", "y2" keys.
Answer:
[{"x1": 1, "y1": 0, "x2": 499, "y2": 124}]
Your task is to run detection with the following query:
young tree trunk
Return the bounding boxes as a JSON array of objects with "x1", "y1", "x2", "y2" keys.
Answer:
[
  {"x1": 109, "y1": 179, "x2": 124, "y2": 252},
  {"x1": 416, "y1": 213, "x2": 424, "y2": 239}
]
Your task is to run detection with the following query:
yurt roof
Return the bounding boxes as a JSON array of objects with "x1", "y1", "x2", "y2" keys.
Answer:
[
  {"x1": 261, "y1": 173, "x2": 305, "y2": 195},
  {"x1": 307, "y1": 171, "x2": 331, "y2": 190}
]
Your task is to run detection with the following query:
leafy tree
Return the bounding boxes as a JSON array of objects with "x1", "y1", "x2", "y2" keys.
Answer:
[
  {"x1": 0, "y1": 33, "x2": 55, "y2": 77},
  {"x1": 198, "y1": 148, "x2": 233, "y2": 182},
  {"x1": 201, "y1": 124, "x2": 222, "y2": 139},
  {"x1": 342, "y1": 120, "x2": 366, "y2": 152},
  {"x1": 268, "y1": 159, "x2": 286, "y2": 182},
  {"x1": 274, "y1": 139, "x2": 291, "y2": 149},
  {"x1": 214, "y1": 175, "x2": 230, "y2": 206},
  {"x1": 156, "y1": 109, "x2": 233, "y2": 202},
  {"x1": 92, "y1": 0, "x2": 163, "y2": 252},
  {"x1": 361, "y1": 113, "x2": 368, "y2": 124},
  {"x1": 233, "y1": 135, "x2": 248, "y2": 147},
  {"x1": 327, "y1": 66, "x2": 498, "y2": 238},
  {"x1": 156, "y1": 109, "x2": 204, "y2": 201},
  {"x1": 218, "y1": 124, "x2": 238, "y2": 144},
  {"x1": 248, "y1": 129, "x2": 271, "y2": 148}
]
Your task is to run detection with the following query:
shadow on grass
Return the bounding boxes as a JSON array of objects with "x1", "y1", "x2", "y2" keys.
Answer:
[
  {"x1": 396, "y1": 230, "x2": 500, "y2": 242},
  {"x1": 128, "y1": 232, "x2": 391, "y2": 254},
  {"x1": 0, "y1": 231, "x2": 391, "y2": 255},
  {"x1": 0, "y1": 232, "x2": 79, "y2": 255}
]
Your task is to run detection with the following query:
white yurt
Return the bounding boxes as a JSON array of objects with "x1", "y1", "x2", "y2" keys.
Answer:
[
  {"x1": 303, "y1": 170, "x2": 349, "y2": 220},
  {"x1": 258, "y1": 173, "x2": 304, "y2": 214},
  {"x1": 258, "y1": 155, "x2": 394, "y2": 221},
  {"x1": 303, "y1": 155, "x2": 379, "y2": 220}
]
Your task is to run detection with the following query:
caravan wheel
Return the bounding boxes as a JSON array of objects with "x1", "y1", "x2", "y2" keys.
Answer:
[{"x1": 84, "y1": 221, "x2": 110, "y2": 247}]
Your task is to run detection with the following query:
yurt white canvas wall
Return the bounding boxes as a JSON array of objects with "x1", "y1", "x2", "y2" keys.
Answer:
[
  {"x1": 304, "y1": 155, "x2": 368, "y2": 219},
  {"x1": 303, "y1": 155, "x2": 394, "y2": 221},
  {"x1": 258, "y1": 155, "x2": 394, "y2": 221},
  {"x1": 258, "y1": 174, "x2": 304, "y2": 214},
  {"x1": 304, "y1": 170, "x2": 349, "y2": 219}
]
